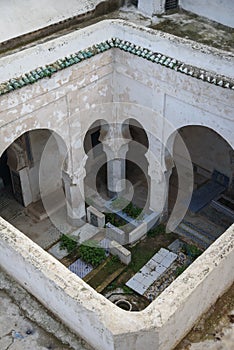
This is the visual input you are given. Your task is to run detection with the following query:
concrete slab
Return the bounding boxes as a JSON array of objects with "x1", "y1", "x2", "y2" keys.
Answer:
[
  {"x1": 126, "y1": 248, "x2": 178, "y2": 295},
  {"x1": 155, "y1": 264, "x2": 167, "y2": 276},
  {"x1": 70, "y1": 223, "x2": 99, "y2": 244},
  {"x1": 48, "y1": 241, "x2": 68, "y2": 260},
  {"x1": 0, "y1": 290, "x2": 72, "y2": 350},
  {"x1": 151, "y1": 254, "x2": 164, "y2": 264}
]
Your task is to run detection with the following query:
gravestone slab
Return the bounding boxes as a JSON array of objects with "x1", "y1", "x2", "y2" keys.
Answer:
[{"x1": 87, "y1": 206, "x2": 105, "y2": 228}]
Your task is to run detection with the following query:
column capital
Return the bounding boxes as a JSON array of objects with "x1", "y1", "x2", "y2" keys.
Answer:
[{"x1": 99, "y1": 123, "x2": 131, "y2": 159}]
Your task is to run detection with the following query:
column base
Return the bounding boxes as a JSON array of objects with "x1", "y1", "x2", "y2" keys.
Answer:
[{"x1": 67, "y1": 215, "x2": 86, "y2": 228}]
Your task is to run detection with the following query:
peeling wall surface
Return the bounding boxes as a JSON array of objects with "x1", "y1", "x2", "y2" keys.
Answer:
[{"x1": 0, "y1": 18, "x2": 234, "y2": 350}]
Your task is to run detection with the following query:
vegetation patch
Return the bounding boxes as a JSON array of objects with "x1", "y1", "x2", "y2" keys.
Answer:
[
  {"x1": 80, "y1": 240, "x2": 106, "y2": 267},
  {"x1": 182, "y1": 243, "x2": 202, "y2": 259},
  {"x1": 147, "y1": 224, "x2": 166, "y2": 237},
  {"x1": 123, "y1": 202, "x2": 143, "y2": 220},
  {"x1": 105, "y1": 213, "x2": 127, "y2": 228},
  {"x1": 86, "y1": 256, "x2": 125, "y2": 291},
  {"x1": 60, "y1": 234, "x2": 78, "y2": 253}
]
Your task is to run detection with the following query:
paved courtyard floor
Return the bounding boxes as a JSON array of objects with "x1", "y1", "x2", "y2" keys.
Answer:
[
  {"x1": 0, "y1": 270, "x2": 91, "y2": 350},
  {"x1": 0, "y1": 290, "x2": 73, "y2": 350}
]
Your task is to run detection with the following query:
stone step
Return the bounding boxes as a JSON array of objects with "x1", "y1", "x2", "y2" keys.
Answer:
[
  {"x1": 180, "y1": 222, "x2": 214, "y2": 244},
  {"x1": 175, "y1": 225, "x2": 211, "y2": 250},
  {"x1": 183, "y1": 219, "x2": 222, "y2": 240}
]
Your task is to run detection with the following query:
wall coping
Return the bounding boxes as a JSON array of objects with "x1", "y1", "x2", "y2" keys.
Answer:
[
  {"x1": 0, "y1": 216, "x2": 233, "y2": 349},
  {"x1": 0, "y1": 20, "x2": 233, "y2": 97}
]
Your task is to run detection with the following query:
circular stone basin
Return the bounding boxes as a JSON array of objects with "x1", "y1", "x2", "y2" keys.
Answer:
[{"x1": 115, "y1": 299, "x2": 132, "y2": 311}]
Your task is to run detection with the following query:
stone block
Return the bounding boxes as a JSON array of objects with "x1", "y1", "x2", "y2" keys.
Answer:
[
  {"x1": 87, "y1": 206, "x2": 105, "y2": 227},
  {"x1": 110, "y1": 240, "x2": 131, "y2": 265},
  {"x1": 129, "y1": 222, "x2": 147, "y2": 244},
  {"x1": 106, "y1": 222, "x2": 127, "y2": 245}
]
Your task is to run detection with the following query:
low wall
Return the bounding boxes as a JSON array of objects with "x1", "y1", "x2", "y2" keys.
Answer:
[
  {"x1": 110, "y1": 240, "x2": 131, "y2": 265},
  {"x1": 0, "y1": 216, "x2": 233, "y2": 350},
  {"x1": 129, "y1": 221, "x2": 147, "y2": 244},
  {"x1": 106, "y1": 222, "x2": 127, "y2": 245}
]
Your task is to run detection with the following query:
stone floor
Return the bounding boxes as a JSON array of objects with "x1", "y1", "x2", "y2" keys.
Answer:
[
  {"x1": 0, "y1": 189, "x2": 98, "y2": 251},
  {"x1": 0, "y1": 270, "x2": 91, "y2": 350},
  {"x1": 0, "y1": 290, "x2": 72, "y2": 350}
]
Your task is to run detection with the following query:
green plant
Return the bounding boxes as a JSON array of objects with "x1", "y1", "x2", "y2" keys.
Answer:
[
  {"x1": 123, "y1": 202, "x2": 143, "y2": 220},
  {"x1": 148, "y1": 224, "x2": 165, "y2": 237},
  {"x1": 79, "y1": 240, "x2": 106, "y2": 267},
  {"x1": 175, "y1": 265, "x2": 188, "y2": 277},
  {"x1": 60, "y1": 234, "x2": 77, "y2": 253},
  {"x1": 122, "y1": 285, "x2": 134, "y2": 294},
  {"x1": 106, "y1": 281, "x2": 117, "y2": 291},
  {"x1": 182, "y1": 244, "x2": 202, "y2": 259},
  {"x1": 108, "y1": 255, "x2": 120, "y2": 265},
  {"x1": 105, "y1": 213, "x2": 127, "y2": 228}
]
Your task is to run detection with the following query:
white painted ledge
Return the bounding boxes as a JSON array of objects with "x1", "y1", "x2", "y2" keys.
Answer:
[
  {"x1": 0, "y1": 20, "x2": 233, "y2": 83},
  {"x1": 0, "y1": 216, "x2": 233, "y2": 350}
]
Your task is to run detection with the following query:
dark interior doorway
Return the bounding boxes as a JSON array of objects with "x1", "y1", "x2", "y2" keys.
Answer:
[{"x1": 0, "y1": 151, "x2": 12, "y2": 190}]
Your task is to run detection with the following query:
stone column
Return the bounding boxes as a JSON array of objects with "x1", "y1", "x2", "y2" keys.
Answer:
[
  {"x1": 99, "y1": 123, "x2": 131, "y2": 198},
  {"x1": 63, "y1": 168, "x2": 86, "y2": 227},
  {"x1": 147, "y1": 159, "x2": 168, "y2": 215}
]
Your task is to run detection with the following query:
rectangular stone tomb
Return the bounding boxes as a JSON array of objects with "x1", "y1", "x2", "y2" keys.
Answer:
[
  {"x1": 87, "y1": 206, "x2": 105, "y2": 227},
  {"x1": 126, "y1": 248, "x2": 177, "y2": 295}
]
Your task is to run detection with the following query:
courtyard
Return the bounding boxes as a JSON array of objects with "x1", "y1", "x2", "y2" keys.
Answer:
[{"x1": 0, "y1": 1, "x2": 233, "y2": 349}]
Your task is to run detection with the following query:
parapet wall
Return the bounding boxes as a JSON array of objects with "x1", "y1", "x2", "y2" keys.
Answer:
[{"x1": 0, "y1": 216, "x2": 233, "y2": 350}]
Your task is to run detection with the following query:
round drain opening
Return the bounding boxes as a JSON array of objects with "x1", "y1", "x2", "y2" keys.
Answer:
[{"x1": 115, "y1": 299, "x2": 132, "y2": 311}]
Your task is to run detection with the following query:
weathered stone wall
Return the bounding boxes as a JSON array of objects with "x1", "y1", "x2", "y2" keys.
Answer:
[
  {"x1": 0, "y1": 18, "x2": 233, "y2": 215},
  {"x1": 0, "y1": 49, "x2": 113, "y2": 178},
  {"x1": 0, "y1": 216, "x2": 233, "y2": 350}
]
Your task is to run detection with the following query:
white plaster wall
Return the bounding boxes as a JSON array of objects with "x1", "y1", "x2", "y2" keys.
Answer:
[
  {"x1": 113, "y1": 49, "x2": 234, "y2": 155},
  {"x1": 0, "y1": 51, "x2": 114, "y2": 183},
  {"x1": 180, "y1": 0, "x2": 234, "y2": 28},
  {"x1": 138, "y1": 0, "x2": 165, "y2": 16},
  {"x1": 0, "y1": 217, "x2": 233, "y2": 350}
]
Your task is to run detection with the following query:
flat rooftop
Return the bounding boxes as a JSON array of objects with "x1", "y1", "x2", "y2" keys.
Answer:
[
  {"x1": 1, "y1": 4, "x2": 233, "y2": 58},
  {"x1": 151, "y1": 10, "x2": 234, "y2": 54}
]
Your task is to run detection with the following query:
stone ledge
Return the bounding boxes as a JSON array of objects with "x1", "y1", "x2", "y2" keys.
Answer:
[{"x1": 1, "y1": 37, "x2": 233, "y2": 97}]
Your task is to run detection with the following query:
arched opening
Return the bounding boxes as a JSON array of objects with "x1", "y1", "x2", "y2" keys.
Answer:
[
  {"x1": 167, "y1": 125, "x2": 233, "y2": 249},
  {"x1": 123, "y1": 118, "x2": 150, "y2": 210},
  {"x1": 84, "y1": 120, "x2": 109, "y2": 206},
  {"x1": 0, "y1": 129, "x2": 68, "y2": 248}
]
